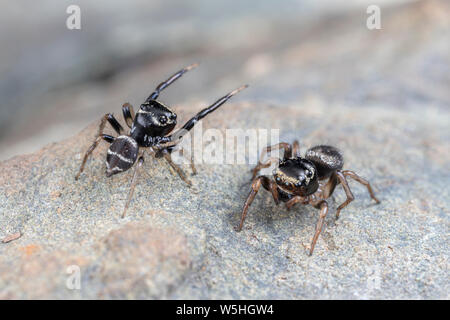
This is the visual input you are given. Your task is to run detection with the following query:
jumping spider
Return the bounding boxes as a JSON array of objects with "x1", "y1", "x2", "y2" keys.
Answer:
[
  {"x1": 236, "y1": 141, "x2": 380, "y2": 255},
  {"x1": 75, "y1": 63, "x2": 247, "y2": 217}
]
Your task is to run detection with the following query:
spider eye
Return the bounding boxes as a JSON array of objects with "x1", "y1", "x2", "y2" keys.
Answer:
[
  {"x1": 159, "y1": 115, "x2": 168, "y2": 125},
  {"x1": 305, "y1": 170, "x2": 313, "y2": 178}
]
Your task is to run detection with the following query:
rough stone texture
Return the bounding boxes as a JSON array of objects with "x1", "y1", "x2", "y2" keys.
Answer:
[
  {"x1": 0, "y1": 100, "x2": 448, "y2": 299},
  {"x1": 0, "y1": 0, "x2": 449, "y2": 299}
]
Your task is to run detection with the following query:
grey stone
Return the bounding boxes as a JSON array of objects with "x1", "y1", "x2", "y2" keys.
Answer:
[
  {"x1": 0, "y1": 0, "x2": 448, "y2": 299},
  {"x1": 0, "y1": 94, "x2": 448, "y2": 298}
]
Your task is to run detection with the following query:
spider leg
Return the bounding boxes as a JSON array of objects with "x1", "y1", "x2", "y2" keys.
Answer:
[
  {"x1": 252, "y1": 157, "x2": 280, "y2": 180},
  {"x1": 122, "y1": 154, "x2": 145, "y2": 218},
  {"x1": 189, "y1": 151, "x2": 197, "y2": 175},
  {"x1": 122, "y1": 103, "x2": 135, "y2": 128},
  {"x1": 106, "y1": 113, "x2": 124, "y2": 135},
  {"x1": 165, "y1": 145, "x2": 197, "y2": 176},
  {"x1": 260, "y1": 175, "x2": 280, "y2": 205},
  {"x1": 334, "y1": 171, "x2": 355, "y2": 219},
  {"x1": 75, "y1": 113, "x2": 120, "y2": 180},
  {"x1": 162, "y1": 149, "x2": 192, "y2": 186},
  {"x1": 285, "y1": 195, "x2": 308, "y2": 210},
  {"x1": 261, "y1": 142, "x2": 293, "y2": 160},
  {"x1": 165, "y1": 85, "x2": 248, "y2": 146},
  {"x1": 292, "y1": 140, "x2": 301, "y2": 157},
  {"x1": 146, "y1": 63, "x2": 198, "y2": 101},
  {"x1": 180, "y1": 146, "x2": 197, "y2": 175},
  {"x1": 309, "y1": 200, "x2": 329, "y2": 255},
  {"x1": 341, "y1": 170, "x2": 380, "y2": 204},
  {"x1": 321, "y1": 172, "x2": 339, "y2": 199},
  {"x1": 236, "y1": 176, "x2": 264, "y2": 231},
  {"x1": 252, "y1": 142, "x2": 293, "y2": 180}
]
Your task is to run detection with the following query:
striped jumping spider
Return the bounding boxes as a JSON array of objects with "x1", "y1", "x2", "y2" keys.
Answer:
[{"x1": 75, "y1": 64, "x2": 247, "y2": 217}]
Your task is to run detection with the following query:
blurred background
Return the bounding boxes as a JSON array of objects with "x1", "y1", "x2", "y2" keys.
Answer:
[{"x1": 0, "y1": 0, "x2": 448, "y2": 160}]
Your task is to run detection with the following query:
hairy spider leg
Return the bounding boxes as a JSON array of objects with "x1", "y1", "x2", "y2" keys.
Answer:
[
  {"x1": 75, "y1": 113, "x2": 121, "y2": 180},
  {"x1": 285, "y1": 195, "x2": 308, "y2": 210},
  {"x1": 122, "y1": 102, "x2": 135, "y2": 128},
  {"x1": 334, "y1": 171, "x2": 355, "y2": 219},
  {"x1": 143, "y1": 85, "x2": 249, "y2": 148},
  {"x1": 251, "y1": 142, "x2": 294, "y2": 180},
  {"x1": 331, "y1": 170, "x2": 380, "y2": 219},
  {"x1": 162, "y1": 149, "x2": 193, "y2": 186},
  {"x1": 151, "y1": 85, "x2": 249, "y2": 184},
  {"x1": 292, "y1": 140, "x2": 301, "y2": 157},
  {"x1": 146, "y1": 63, "x2": 199, "y2": 101},
  {"x1": 236, "y1": 175, "x2": 280, "y2": 231},
  {"x1": 122, "y1": 153, "x2": 145, "y2": 218},
  {"x1": 342, "y1": 170, "x2": 380, "y2": 204},
  {"x1": 308, "y1": 200, "x2": 329, "y2": 255},
  {"x1": 180, "y1": 85, "x2": 248, "y2": 133},
  {"x1": 163, "y1": 145, "x2": 197, "y2": 176}
]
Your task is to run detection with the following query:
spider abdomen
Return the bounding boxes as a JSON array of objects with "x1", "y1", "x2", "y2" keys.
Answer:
[
  {"x1": 106, "y1": 136, "x2": 139, "y2": 176},
  {"x1": 305, "y1": 145, "x2": 343, "y2": 179}
]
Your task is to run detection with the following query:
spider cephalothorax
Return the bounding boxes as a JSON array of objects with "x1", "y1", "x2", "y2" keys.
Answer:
[
  {"x1": 130, "y1": 100, "x2": 178, "y2": 146},
  {"x1": 75, "y1": 64, "x2": 248, "y2": 217},
  {"x1": 273, "y1": 158, "x2": 319, "y2": 196},
  {"x1": 238, "y1": 141, "x2": 380, "y2": 255}
]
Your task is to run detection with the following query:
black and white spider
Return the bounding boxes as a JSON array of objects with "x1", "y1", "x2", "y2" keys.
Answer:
[{"x1": 75, "y1": 63, "x2": 247, "y2": 217}]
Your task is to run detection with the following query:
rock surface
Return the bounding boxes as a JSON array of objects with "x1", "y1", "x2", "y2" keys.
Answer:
[
  {"x1": 0, "y1": 99, "x2": 448, "y2": 299},
  {"x1": 0, "y1": 0, "x2": 449, "y2": 299}
]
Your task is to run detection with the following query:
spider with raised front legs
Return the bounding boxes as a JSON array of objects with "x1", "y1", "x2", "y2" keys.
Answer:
[
  {"x1": 75, "y1": 63, "x2": 248, "y2": 218},
  {"x1": 236, "y1": 141, "x2": 380, "y2": 255}
]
